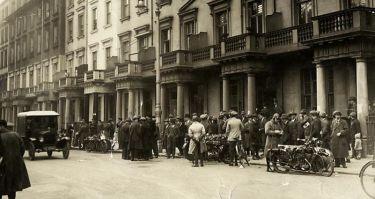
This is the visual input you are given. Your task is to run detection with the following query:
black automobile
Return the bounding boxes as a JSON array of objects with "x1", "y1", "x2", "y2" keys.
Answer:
[{"x1": 17, "y1": 111, "x2": 70, "y2": 160}]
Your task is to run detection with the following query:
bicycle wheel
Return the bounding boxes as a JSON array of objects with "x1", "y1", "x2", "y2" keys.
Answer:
[
  {"x1": 360, "y1": 161, "x2": 375, "y2": 199},
  {"x1": 270, "y1": 150, "x2": 291, "y2": 173}
]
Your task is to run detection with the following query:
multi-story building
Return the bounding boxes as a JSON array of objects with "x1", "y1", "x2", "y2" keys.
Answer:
[
  {"x1": 0, "y1": 0, "x2": 9, "y2": 124},
  {"x1": 1, "y1": 0, "x2": 375, "y2": 155},
  {"x1": 0, "y1": 0, "x2": 66, "y2": 127}
]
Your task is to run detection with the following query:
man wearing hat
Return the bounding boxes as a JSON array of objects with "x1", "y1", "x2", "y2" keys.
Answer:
[
  {"x1": 347, "y1": 97, "x2": 357, "y2": 116},
  {"x1": 166, "y1": 118, "x2": 179, "y2": 159},
  {"x1": 280, "y1": 114, "x2": 291, "y2": 145},
  {"x1": 349, "y1": 112, "x2": 361, "y2": 159},
  {"x1": 226, "y1": 111, "x2": 244, "y2": 166},
  {"x1": 264, "y1": 113, "x2": 283, "y2": 171},
  {"x1": 244, "y1": 114, "x2": 260, "y2": 159},
  {"x1": 161, "y1": 119, "x2": 170, "y2": 152},
  {"x1": 320, "y1": 112, "x2": 331, "y2": 149},
  {"x1": 287, "y1": 112, "x2": 299, "y2": 145},
  {"x1": 188, "y1": 116, "x2": 206, "y2": 167},
  {"x1": 310, "y1": 110, "x2": 321, "y2": 140},
  {"x1": 0, "y1": 120, "x2": 31, "y2": 199},
  {"x1": 258, "y1": 112, "x2": 268, "y2": 154},
  {"x1": 140, "y1": 117, "x2": 152, "y2": 160},
  {"x1": 208, "y1": 117, "x2": 219, "y2": 135},
  {"x1": 176, "y1": 117, "x2": 186, "y2": 157},
  {"x1": 120, "y1": 118, "x2": 131, "y2": 160},
  {"x1": 299, "y1": 109, "x2": 312, "y2": 141},
  {"x1": 330, "y1": 111, "x2": 349, "y2": 168},
  {"x1": 128, "y1": 116, "x2": 143, "y2": 161}
]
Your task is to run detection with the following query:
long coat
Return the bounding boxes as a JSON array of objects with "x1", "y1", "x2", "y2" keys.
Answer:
[
  {"x1": 330, "y1": 119, "x2": 349, "y2": 158},
  {"x1": 141, "y1": 122, "x2": 153, "y2": 151},
  {"x1": 244, "y1": 120, "x2": 258, "y2": 148},
  {"x1": 288, "y1": 119, "x2": 299, "y2": 145},
  {"x1": 188, "y1": 122, "x2": 206, "y2": 154},
  {"x1": 128, "y1": 121, "x2": 143, "y2": 150},
  {"x1": 264, "y1": 120, "x2": 282, "y2": 157},
  {"x1": 0, "y1": 131, "x2": 31, "y2": 195}
]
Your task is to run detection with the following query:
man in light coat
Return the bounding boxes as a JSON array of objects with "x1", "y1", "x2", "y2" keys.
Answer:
[
  {"x1": 264, "y1": 113, "x2": 283, "y2": 171},
  {"x1": 188, "y1": 116, "x2": 206, "y2": 167},
  {"x1": 226, "y1": 111, "x2": 244, "y2": 166},
  {"x1": 330, "y1": 111, "x2": 349, "y2": 168}
]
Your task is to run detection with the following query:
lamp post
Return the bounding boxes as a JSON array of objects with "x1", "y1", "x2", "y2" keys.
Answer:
[{"x1": 154, "y1": 1, "x2": 161, "y2": 126}]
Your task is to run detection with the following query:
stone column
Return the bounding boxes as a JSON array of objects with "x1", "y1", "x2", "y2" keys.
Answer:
[
  {"x1": 116, "y1": 90, "x2": 122, "y2": 124},
  {"x1": 139, "y1": 89, "x2": 144, "y2": 116},
  {"x1": 184, "y1": 85, "x2": 190, "y2": 115},
  {"x1": 134, "y1": 89, "x2": 139, "y2": 116},
  {"x1": 65, "y1": 98, "x2": 71, "y2": 129},
  {"x1": 222, "y1": 76, "x2": 229, "y2": 111},
  {"x1": 128, "y1": 89, "x2": 134, "y2": 118},
  {"x1": 75, "y1": 98, "x2": 81, "y2": 122},
  {"x1": 356, "y1": 58, "x2": 369, "y2": 156},
  {"x1": 247, "y1": 73, "x2": 256, "y2": 114},
  {"x1": 122, "y1": 91, "x2": 126, "y2": 119},
  {"x1": 58, "y1": 99, "x2": 62, "y2": 130},
  {"x1": 161, "y1": 85, "x2": 166, "y2": 123},
  {"x1": 177, "y1": 83, "x2": 184, "y2": 118},
  {"x1": 316, "y1": 63, "x2": 327, "y2": 113},
  {"x1": 12, "y1": 106, "x2": 16, "y2": 127}
]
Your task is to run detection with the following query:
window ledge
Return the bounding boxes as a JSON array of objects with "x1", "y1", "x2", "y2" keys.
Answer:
[
  {"x1": 104, "y1": 24, "x2": 112, "y2": 29},
  {"x1": 136, "y1": 8, "x2": 149, "y2": 16},
  {"x1": 91, "y1": 29, "x2": 98, "y2": 34},
  {"x1": 120, "y1": 16, "x2": 130, "y2": 22}
]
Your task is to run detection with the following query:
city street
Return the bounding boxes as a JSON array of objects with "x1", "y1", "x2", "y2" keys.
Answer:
[{"x1": 17, "y1": 150, "x2": 368, "y2": 199}]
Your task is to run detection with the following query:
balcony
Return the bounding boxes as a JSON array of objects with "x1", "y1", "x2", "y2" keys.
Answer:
[
  {"x1": 84, "y1": 70, "x2": 105, "y2": 82},
  {"x1": 59, "y1": 77, "x2": 80, "y2": 88},
  {"x1": 12, "y1": 88, "x2": 26, "y2": 98},
  {"x1": 160, "y1": 50, "x2": 191, "y2": 69},
  {"x1": 307, "y1": 7, "x2": 375, "y2": 43},
  {"x1": 1, "y1": 91, "x2": 9, "y2": 100},
  {"x1": 36, "y1": 82, "x2": 54, "y2": 93},
  {"x1": 25, "y1": 87, "x2": 37, "y2": 98}
]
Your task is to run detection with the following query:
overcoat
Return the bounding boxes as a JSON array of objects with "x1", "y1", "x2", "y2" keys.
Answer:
[
  {"x1": 288, "y1": 119, "x2": 299, "y2": 144},
  {"x1": 264, "y1": 120, "x2": 282, "y2": 157},
  {"x1": 188, "y1": 122, "x2": 206, "y2": 154},
  {"x1": 330, "y1": 119, "x2": 349, "y2": 158},
  {"x1": 0, "y1": 131, "x2": 31, "y2": 195},
  {"x1": 128, "y1": 121, "x2": 143, "y2": 150},
  {"x1": 141, "y1": 122, "x2": 153, "y2": 151},
  {"x1": 244, "y1": 120, "x2": 258, "y2": 148}
]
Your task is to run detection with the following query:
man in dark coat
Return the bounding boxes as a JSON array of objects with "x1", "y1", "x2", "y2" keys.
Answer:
[
  {"x1": 121, "y1": 118, "x2": 131, "y2": 160},
  {"x1": 128, "y1": 116, "x2": 143, "y2": 161},
  {"x1": 78, "y1": 120, "x2": 89, "y2": 150},
  {"x1": 349, "y1": 112, "x2": 361, "y2": 159},
  {"x1": 258, "y1": 112, "x2": 268, "y2": 156},
  {"x1": 176, "y1": 117, "x2": 186, "y2": 156},
  {"x1": 246, "y1": 114, "x2": 260, "y2": 159},
  {"x1": 280, "y1": 114, "x2": 291, "y2": 145},
  {"x1": 140, "y1": 117, "x2": 152, "y2": 161},
  {"x1": 166, "y1": 118, "x2": 179, "y2": 159},
  {"x1": 330, "y1": 111, "x2": 349, "y2": 168},
  {"x1": 320, "y1": 112, "x2": 331, "y2": 149},
  {"x1": 310, "y1": 111, "x2": 321, "y2": 140},
  {"x1": 287, "y1": 112, "x2": 299, "y2": 145},
  {"x1": 299, "y1": 109, "x2": 312, "y2": 141},
  {"x1": 0, "y1": 120, "x2": 30, "y2": 199}
]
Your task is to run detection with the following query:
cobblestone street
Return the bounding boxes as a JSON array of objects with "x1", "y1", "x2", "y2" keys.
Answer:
[{"x1": 17, "y1": 150, "x2": 369, "y2": 199}]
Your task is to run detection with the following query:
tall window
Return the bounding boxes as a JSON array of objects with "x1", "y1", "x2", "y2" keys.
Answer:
[
  {"x1": 67, "y1": 19, "x2": 73, "y2": 42},
  {"x1": 160, "y1": 28, "x2": 171, "y2": 54},
  {"x1": 301, "y1": 68, "x2": 317, "y2": 111},
  {"x1": 92, "y1": 8, "x2": 98, "y2": 30},
  {"x1": 22, "y1": 39, "x2": 26, "y2": 59},
  {"x1": 215, "y1": 11, "x2": 228, "y2": 43},
  {"x1": 184, "y1": 21, "x2": 196, "y2": 50},
  {"x1": 296, "y1": 0, "x2": 313, "y2": 24},
  {"x1": 138, "y1": 36, "x2": 148, "y2": 51},
  {"x1": 106, "y1": 1, "x2": 112, "y2": 25},
  {"x1": 29, "y1": 33, "x2": 34, "y2": 55},
  {"x1": 78, "y1": 55, "x2": 84, "y2": 65},
  {"x1": 37, "y1": 30, "x2": 41, "y2": 53},
  {"x1": 29, "y1": 71, "x2": 33, "y2": 87},
  {"x1": 78, "y1": 14, "x2": 84, "y2": 37},
  {"x1": 248, "y1": 0, "x2": 263, "y2": 33},
  {"x1": 121, "y1": 40, "x2": 129, "y2": 62},
  {"x1": 92, "y1": 51, "x2": 97, "y2": 69},
  {"x1": 105, "y1": 47, "x2": 111, "y2": 60},
  {"x1": 44, "y1": 25, "x2": 49, "y2": 50},
  {"x1": 53, "y1": 22, "x2": 58, "y2": 46},
  {"x1": 121, "y1": 0, "x2": 130, "y2": 19}
]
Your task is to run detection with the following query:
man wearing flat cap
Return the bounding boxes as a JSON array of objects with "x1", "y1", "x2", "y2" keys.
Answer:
[
  {"x1": 128, "y1": 116, "x2": 143, "y2": 161},
  {"x1": 280, "y1": 114, "x2": 291, "y2": 145},
  {"x1": 320, "y1": 112, "x2": 331, "y2": 149},
  {"x1": 298, "y1": 109, "x2": 312, "y2": 141},
  {"x1": 188, "y1": 116, "x2": 206, "y2": 167},
  {"x1": 166, "y1": 118, "x2": 179, "y2": 159},
  {"x1": 330, "y1": 111, "x2": 349, "y2": 168},
  {"x1": 288, "y1": 112, "x2": 299, "y2": 145},
  {"x1": 349, "y1": 112, "x2": 361, "y2": 159},
  {"x1": 226, "y1": 111, "x2": 244, "y2": 166},
  {"x1": 120, "y1": 118, "x2": 131, "y2": 160},
  {"x1": 265, "y1": 113, "x2": 283, "y2": 171},
  {"x1": 310, "y1": 111, "x2": 322, "y2": 140}
]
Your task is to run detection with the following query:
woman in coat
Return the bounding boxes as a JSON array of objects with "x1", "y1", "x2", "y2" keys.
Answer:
[
  {"x1": 330, "y1": 111, "x2": 349, "y2": 168},
  {"x1": 0, "y1": 120, "x2": 30, "y2": 199}
]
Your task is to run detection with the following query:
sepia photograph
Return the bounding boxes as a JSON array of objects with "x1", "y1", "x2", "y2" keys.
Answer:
[{"x1": 0, "y1": 0, "x2": 374, "y2": 198}]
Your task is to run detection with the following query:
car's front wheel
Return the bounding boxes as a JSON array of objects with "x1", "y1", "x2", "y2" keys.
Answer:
[{"x1": 63, "y1": 143, "x2": 70, "y2": 159}]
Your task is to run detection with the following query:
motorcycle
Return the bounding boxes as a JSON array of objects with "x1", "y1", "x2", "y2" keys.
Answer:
[
  {"x1": 267, "y1": 138, "x2": 335, "y2": 177},
  {"x1": 83, "y1": 131, "x2": 111, "y2": 153}
]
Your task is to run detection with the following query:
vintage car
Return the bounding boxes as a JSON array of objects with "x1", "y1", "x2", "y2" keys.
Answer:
[{"x1": 17, "y1": 111, "x2": 70, "y2": 160}]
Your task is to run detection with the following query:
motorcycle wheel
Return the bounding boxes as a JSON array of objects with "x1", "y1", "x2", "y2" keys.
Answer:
[
  {"x1": 47, "y1": 150, "x2": 53, "y2": 158},
  {"x1": 101, "y1": 141, "x2": 108, "y2": 153},
  {"x1": 316, "y1": 155, "x2": 334, "y2": 177},
  {"x1": 270, "y1": 150, "x2": 290, "y2": 173},
  {"x1": 63, "y1": 143, "x2": 70, "y2": 159}
]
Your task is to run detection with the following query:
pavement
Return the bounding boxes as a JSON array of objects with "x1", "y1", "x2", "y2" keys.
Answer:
[{"x1": 16, "y1": 150, "x2": 371, "y2": 199}]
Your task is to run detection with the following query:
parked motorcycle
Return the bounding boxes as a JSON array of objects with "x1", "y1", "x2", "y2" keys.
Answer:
[
  {"x1": 267, "y1": 138, "x2": 335, "y2": 177},
  {"x1": 83, "y1": 132, "x2": 111, "y2": 153}
]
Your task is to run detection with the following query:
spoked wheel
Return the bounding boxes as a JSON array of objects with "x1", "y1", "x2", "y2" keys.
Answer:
[
  {"x1": 28, "y1": 142, "x2": 36, "y2": 161},
  {"x1": 270, "y1": 150, "x2": 291, "y2": 173},
  {"x1": 63, "y1": 143, "x2": 70, "y2": 159},
  {"x1": 315, "y1": 155, "x2": 334, "y2": 177},
  {"x1": 47, "y1": 150, "x2": 53, "y2": 158},
  {"x1": 360, "y1": 161, "x2": 375, "y2": 199},
  {"x1": 100, "y1": 141, "x2": 108, "y2": 153}
]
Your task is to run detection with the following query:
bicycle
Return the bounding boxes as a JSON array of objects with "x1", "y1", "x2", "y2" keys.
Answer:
[{"x1": 359, "y1": 160, "x2": 375, "y2": 198}]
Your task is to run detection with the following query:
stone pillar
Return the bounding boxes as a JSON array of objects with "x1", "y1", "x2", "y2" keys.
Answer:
[
  {"x1": 184, "y1": 85, "x2": 190, "y2": 115},
  {"x1": 247, "y1": 73, "x2": 256, "y2": 114},
  {"x1": 356, "y1": 58, "x2": 369, "y2": 156},
  {"x1": 93, "y1": 93, "x2": 99, "y2": 122},
  {"x1": 128, "y1": 89, "x2": 134, "y2": 118},
  {"x1": 75, "y1": 98, "x2": 81, "y2": 122},
  {"x1": 139, "y1": 89, "x2": 144, "y2": 116},
  {"x1": 316, "y1": 63, "x2": 327, "y2": 113},
  {"x1": 122, "y1": 91, "x2": 126, "y2": 119},
  {"x1": 58, "y1": 99, "x2": 62, "y2": 130},
  {"x1": 134, "y1": 89, "x2": 139, "y2": 116},
  {"x1": 116, "y1": 90, "x2": 122, "y2": 125},
  {"x1": 222, "y1": 76, "x2": 229, "y2": 111},
  {"x1": 161, "y1": 85, "x2": 166, "y2": 123},
  {"x1": 348, "y1": 64, "x2": 357, "y2": 98},
  {"x1": 65, "y1": 98, "x2": 71, "y2": 129},
  {"x1": 177, "y1": 83, "x2": 184, "y2": 118}
]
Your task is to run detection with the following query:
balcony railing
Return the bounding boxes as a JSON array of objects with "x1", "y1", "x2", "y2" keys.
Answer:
[
  {"x1": 161, "y1": 51, "x2": 177, "y2": 65},
  {"x1": 161, "y1": 50, "x2": 191, "y2": 68},
  {"x1": 12, "y1": 88, "x2": 26, "y2": 97},
  {"x1": 1, "y1": 91, "x2": 9, "y2": 99},
  {"x1": 318, "y1": 9, "x2": 353, "y2": 35},
  {"x1": 265, "y1": 27, "x2": 294, "y2": 48},
  {"x1": 191, "y1": 46, "x2": 211, "y2": 62},
  {"x1": 84, "y1": 70, "x2": 105, "y2": 82},
  {"x1": 298, "y1": 23, "x2": 313, "y2": 42},
  {"x1": 27, "y1": 87, "x2": 36, "y2": 94},
  {"x1": 37, "y1": 82, "x2": 54, "y2": 92},
  {"x1": 225, "y1": 34, "x2": 247, "y2": 53},
  {"x1": 59, "y1": 77, "x2": 78, "y2": 88}
]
